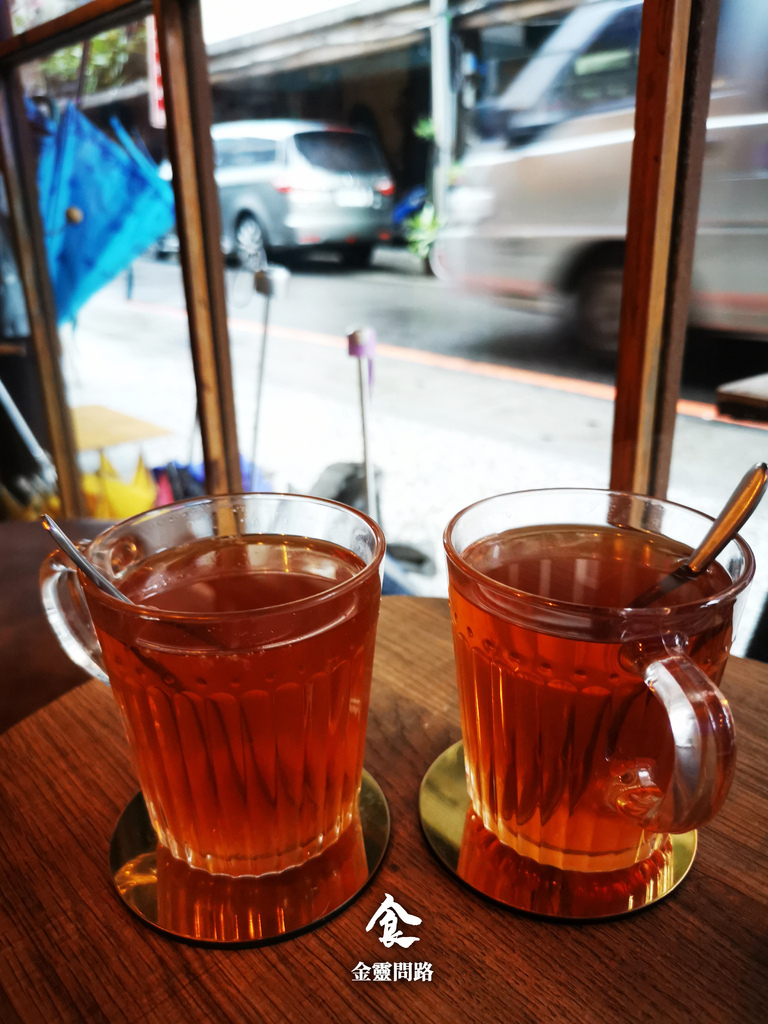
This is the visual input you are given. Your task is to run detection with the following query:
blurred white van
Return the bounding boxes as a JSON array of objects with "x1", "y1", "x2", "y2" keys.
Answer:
[{"x1": 436, "y1": 0, "x2": 768, "y2": 353}]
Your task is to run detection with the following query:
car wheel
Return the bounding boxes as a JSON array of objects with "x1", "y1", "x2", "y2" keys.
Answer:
[
  {"x1": 341, "y1": 244, "x2": 374, "y2": 270},
  {"x1": 572, "y1": 259, "x2": 624, "y2": 357},
  {"x1": 235, "y1": 214, "x2": 267, "y2": 270}
]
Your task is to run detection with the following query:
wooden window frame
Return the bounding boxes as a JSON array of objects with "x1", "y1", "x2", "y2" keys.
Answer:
[
  {"x1": 0, "y1": 0, "x2": 240, "y2": 515},
  {"x1": 611, "y1": 0, "x2": 721, "y2": 496},
  {"x1": 0, "y1": 0, "x2": 720, "y2": 513}
]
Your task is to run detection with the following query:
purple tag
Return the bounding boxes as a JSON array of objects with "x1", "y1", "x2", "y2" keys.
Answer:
[
  {"x1": 348, "y1": 327, "x2": 377, "y2": 389},
  {"x1": 348, "y1": 327, "x2": 377, "y2": 359}
]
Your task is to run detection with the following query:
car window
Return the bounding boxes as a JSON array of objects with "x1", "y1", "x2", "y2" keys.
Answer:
[
  {"x1": 293, "y1": 132, "x2": 386, "y2": 173},
  {"x1": 557, "y1": 6, "x2": 642, "y2": 113},
  {"x1": 499, "y1": 2, "x2": 627, "y2": 111},
  {"x1": 215, "y1": 138, "x2": 278, "y2": 168}
]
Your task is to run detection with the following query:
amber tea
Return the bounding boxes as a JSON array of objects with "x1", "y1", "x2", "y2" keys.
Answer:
[
  {"x1": 448, "y1": 519, "x2": 738, "y2": 875},
  {"x1": 90, "y1": 530, "x2": 382, "y2": 876}
]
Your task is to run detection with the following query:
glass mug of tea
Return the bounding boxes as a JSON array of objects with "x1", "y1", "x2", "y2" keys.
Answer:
[
  {"x1": 444, "y1": 488, "x2": 754, "y2": 906},
  {"x1": 41, "y1": 493, "x2": 385, "y2": 878}
]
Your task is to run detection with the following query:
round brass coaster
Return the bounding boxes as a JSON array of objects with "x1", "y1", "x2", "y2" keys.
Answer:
[
  {"x1": 110, "y1": 769, "x2": 390, "y2": 946},
  {"x1": 419, "y1": 742, "x2": 697, "y2": 921}
]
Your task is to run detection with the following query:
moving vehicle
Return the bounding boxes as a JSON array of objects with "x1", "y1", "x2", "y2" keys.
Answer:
[
  {"x1": 160, "y1": 119, "x2": 395, "y2": 268},
  {"x1": 435, "y1": 0, "x2": 768, "y2": 353}
]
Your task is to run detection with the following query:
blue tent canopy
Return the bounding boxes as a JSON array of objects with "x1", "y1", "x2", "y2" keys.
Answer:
[{"x1": 33, "y1": 102, "x2": 174, "y2": 324}]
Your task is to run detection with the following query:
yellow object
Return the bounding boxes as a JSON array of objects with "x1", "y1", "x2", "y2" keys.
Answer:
[
  {"x1": 72, "y1": 405, "x2": 171, "y2": 452},
  {"x1": 0, "y1": 484, "x2": 61, "y2": 521},
  {"x1": 81, "y1": 454, "x2": 157, "y2": 519}
]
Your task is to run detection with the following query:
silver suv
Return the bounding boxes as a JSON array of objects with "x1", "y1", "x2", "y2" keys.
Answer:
[{"x1": 159, "y1": 120, "x2": 394, "y2": 269}]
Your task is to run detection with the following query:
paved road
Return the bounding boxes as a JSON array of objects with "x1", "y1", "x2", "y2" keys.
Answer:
[{"x1": 138, "y1": 247, "x2": 768, "y2": 403}]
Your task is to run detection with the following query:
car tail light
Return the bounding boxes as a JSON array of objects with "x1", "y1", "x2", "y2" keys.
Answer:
[
  {"x1": 272, "y1": 175, "x2": 292, "y2": 194},
  {"x1": 375, "y1": 178, "x2": 395, "y2": 196}
]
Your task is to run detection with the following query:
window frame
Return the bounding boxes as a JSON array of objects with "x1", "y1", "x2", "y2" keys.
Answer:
[
  {"x1": 610, "y1": 0, "x2": 721, "y2": 496},
  {"x1": 0, "y1": 0, "x2": 241, "y2": 513},
  {"x1": 0, "y1": 0, "x2": 722, "y2": 513}
]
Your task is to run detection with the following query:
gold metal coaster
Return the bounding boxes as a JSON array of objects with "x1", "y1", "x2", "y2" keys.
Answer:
[
  {"x1": 419, "y1": 742, "x2": 697, "y2": 921},
  {"x1": 110, "y1": 769, "x2": 390, "y2": 946}
]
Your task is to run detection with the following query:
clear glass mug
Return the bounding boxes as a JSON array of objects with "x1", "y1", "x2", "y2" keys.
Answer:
[
  {"x1": 41, "y1": 493, "x2": 385, "y2": 877},
  {"x1": 444, "y1": 489, "x2": 754, "y2": 878}
]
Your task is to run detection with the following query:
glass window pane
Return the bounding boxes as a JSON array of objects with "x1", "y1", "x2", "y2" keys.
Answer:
[
  {"x1": 2, "y1": 17, "x2": 208, "y2": 520},
  {"x1": 0, "y1": 184, "x2": 28, "y2": 340},
  {"x1": 668, "y1": 0, "x2": 768, "y2": 655},
  {"x1": 0, "y1": 176, "x2": 47, "y2": 516},
  {"x1": 195, "y1": 3, "x2": 629, "y2": 599},
  {"x1": 20, "y1": 20, "x2": 149, "y2": 102},
  {"x1": 11, "y1": 1, "x2": 93, "y2": 35}
]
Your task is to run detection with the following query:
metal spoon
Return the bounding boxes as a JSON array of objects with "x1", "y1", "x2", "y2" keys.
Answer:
[
  {"x1": 630, "y1": 462, "x2": 768, "y2": 608},
  {"x1": 41, "y1": 514, "x2": 133, "y2": 604}
]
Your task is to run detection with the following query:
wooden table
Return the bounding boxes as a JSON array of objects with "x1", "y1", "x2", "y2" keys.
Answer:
[{"x1": 1, "y1": 522, "x2": 768, "y2": 1023}]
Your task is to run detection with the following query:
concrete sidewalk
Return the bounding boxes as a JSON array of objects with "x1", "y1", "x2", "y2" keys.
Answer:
[{"x1": 65, "y1": 284, "x2": 768, "y2": 652}]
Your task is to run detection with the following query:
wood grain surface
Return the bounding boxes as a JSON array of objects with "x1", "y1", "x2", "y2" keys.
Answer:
[{"x1": 1, "y1": 588, "x2": 768, "y2": 1024}]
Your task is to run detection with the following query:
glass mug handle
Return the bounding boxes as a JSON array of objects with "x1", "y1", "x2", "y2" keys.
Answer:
[
  {"x1": 609, "y1": 636, "x2": 736, "y2": 834},
  {"x1": 40, "y1": 549, "x2": 109, "y2": 684}
]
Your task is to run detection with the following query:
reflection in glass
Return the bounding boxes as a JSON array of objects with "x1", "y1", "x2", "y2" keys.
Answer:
[{"x1": 11, "y1": 1, "x2": 88, "y2": 35}]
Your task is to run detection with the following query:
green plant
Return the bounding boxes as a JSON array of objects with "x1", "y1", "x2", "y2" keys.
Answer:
[
  {"x1": 413, "y1": 116, "x2": 435, "y2": 141},
  {"x1": 404, "y1": 202, "x2": 442, "y2": 262},
  {"x1": 38, "y1": 25, "x2": 147, "y2": 97}
]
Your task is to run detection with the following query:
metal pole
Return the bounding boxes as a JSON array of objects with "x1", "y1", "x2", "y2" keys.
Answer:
[
  {"x1": 250, "y1": 265, "x2": 289, "y2": 489},
  {"x1": 348, "y1": 327, "x2": 378, "y2": 520},
  {"x1": 0, "y1": 376, "x2": 57, "y2": 491},
  {"x1": 430, "y1": 0, "x2": 453, "y2": 223},
  {"x1": 250, "y1": 292, "x2": 270, "y2": 489},
  {"x1": 74, "y1": 38, "x2": 90, "y2": 106},
  {"x1": 358, "y1": 358, "x2": 377, "y2": 520}
]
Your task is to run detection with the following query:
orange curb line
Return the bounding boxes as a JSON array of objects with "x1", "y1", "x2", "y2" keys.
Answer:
[{"x1": 116, "y1": 298, "x2": 768, "y2": 432}]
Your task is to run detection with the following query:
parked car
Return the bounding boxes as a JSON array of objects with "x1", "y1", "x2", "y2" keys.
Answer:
[
  {"x1": 159, "y1": 119, "x2": 395, "y2": 268},
  {"x1": 435, "y1": 0, "x2": 768, "y2": 354}
]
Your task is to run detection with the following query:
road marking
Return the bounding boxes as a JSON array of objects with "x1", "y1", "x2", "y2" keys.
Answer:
[{"x1": 118, "y1": 297, "x2": 768, "y2": 432}]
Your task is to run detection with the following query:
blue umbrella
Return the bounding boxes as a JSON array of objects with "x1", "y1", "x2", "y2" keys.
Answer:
[{"x1": 33, "y1": 102, "x2": 174, "y2": 324}]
